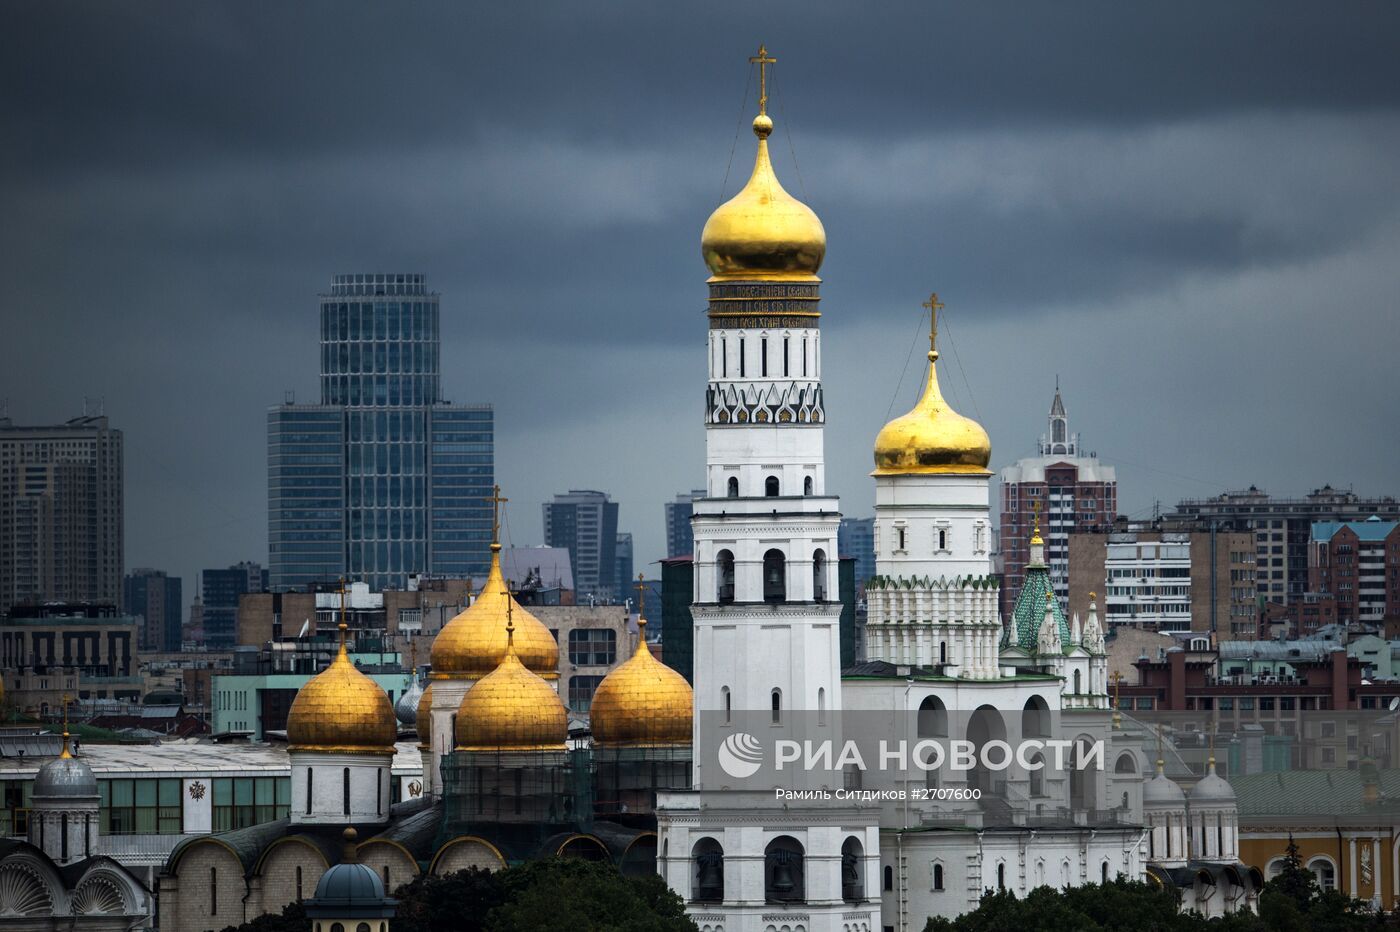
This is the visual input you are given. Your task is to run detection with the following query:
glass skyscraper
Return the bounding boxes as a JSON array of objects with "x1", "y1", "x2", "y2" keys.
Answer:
[{"x1": 268, "y1": 273, "x2": 493, "y2": 592}]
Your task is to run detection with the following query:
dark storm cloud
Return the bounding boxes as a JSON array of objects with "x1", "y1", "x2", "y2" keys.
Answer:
[{"x1": 2, "y1": 1, "x2": 1398, "y2": 586}]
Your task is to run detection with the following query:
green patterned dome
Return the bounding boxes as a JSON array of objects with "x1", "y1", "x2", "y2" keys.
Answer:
[{"x1": 1005, "y1": 564, "x2": 1070, "y2": 651}]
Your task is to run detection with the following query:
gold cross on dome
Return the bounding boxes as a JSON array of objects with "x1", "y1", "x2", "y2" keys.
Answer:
[
  {"x1": 635, "y1": 572, "x2": 648, "y2": 626},
  {"x1": 488, "y1": 485, "x2": 508, "y2": 545},
  {"x1": 750, "y1": 44, "x2": 777, "y2": 115},
  {"x1": 922, "y1": 292, "x2": 945, "y2": 357}
]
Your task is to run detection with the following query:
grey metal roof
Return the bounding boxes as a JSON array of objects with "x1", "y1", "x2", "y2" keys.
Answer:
[
  {"x1": 1217, "y1": 640, "x2": 1332, "y2": 662},
  {"x1": 363, "y1": 799, "x2": 441, "y2": 861}
]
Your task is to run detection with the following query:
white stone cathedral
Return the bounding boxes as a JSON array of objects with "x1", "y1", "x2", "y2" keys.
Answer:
[{"x1": 656, "y1": 47, "x2": 1258, "y2": 932}]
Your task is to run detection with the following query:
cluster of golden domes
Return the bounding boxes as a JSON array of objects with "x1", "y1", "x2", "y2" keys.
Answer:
[
  {"x1": 284, "y1": 537, "x2": 693, "y2": 759},
  {"x1": 286, "y1": 621, "x2": 398, "y2": 755}
]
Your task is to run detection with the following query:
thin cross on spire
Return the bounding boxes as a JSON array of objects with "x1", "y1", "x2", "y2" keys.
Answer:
[
  {"x1": 488, "y1": 485, "x2": 508, "y2": 546},
  {"x1": 60, "y1": 693, "x2": 72, "y2": 758},
  {"x1": 922, "y1": 292, "x2": 945, "y2": 360},
  {"x1": 504, "y1": 578, "x2": 515, "y2": 645},
  {"x1": 338, "y1": 576, "x2": 348, "y2": 638},
  {"x1": 635, "y1": 573, "x2": 648, "y2": 630},
  {"x1": 750, "y1": 44, "x2": 777, "y2": 115}
]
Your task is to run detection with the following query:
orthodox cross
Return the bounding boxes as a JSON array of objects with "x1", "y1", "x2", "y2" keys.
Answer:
[
  {"x1": 60, "y1": 693, "x2": 72, "y2": 756},
  {"x1": 635, "y1": 573, "x2": 648, "y2": 629},
  {"x1": 750, "y1": 44, "x2": 777, "y2": 115},
  {"x1": 504, "y1": 581, "x2": 515, "y2": 643},
  {"x1": 488, "y1": 485, "x2": 508, "y2": 545},
  {"x1": 922, "y1": 292, "x2": 945, "y2": 358}
]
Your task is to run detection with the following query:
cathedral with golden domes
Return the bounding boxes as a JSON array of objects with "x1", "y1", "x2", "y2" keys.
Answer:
[{"x1": 157, "y1": 528, "x2": 694, "y2": 929}]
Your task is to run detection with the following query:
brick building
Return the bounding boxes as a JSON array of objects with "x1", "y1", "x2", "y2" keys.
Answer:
[
  {"x1": 1118, "y1": 640, "x2": 1400, "y2": 752},
  {"x1": 1310, "y1": 517, "x2": 1400, "y2": 629},
  {"x1": 1068, "y1": 524, "x2": 1257, "y2": 638},
  {"x1": 1167, "y1": 485, "x2": 1400, "y2": 607},
  {"x1": 999, "y1": 386, "x2": 1116, "y2": 617}
]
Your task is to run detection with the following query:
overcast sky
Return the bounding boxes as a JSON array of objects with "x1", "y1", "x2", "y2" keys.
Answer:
[{"x1": 4, "y1": 2, "x2": 1399, "y2": 597}]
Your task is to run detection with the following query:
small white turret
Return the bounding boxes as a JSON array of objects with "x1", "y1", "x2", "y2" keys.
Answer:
[
  {"x1": 1038, "y1": 593, "x2": 1062, "y2": 656},
  {"x1": 1082, "y1": 593, "x2": 1105, "y2": 654}
]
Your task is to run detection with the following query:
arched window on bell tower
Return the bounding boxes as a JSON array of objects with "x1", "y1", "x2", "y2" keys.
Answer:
[{"x1": 763, "y1": 550, "x2": 786, "y2": 602}]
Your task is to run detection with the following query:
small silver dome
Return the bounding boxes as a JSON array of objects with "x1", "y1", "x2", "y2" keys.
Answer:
[
  {"x1": 1143, "y1": 767, "x2": 1186, "y2": 807},
  {"x1": 395, "y1": 678, "x2": 423, "y2": 726},
  {"x1": 1189, "y1": 763, "x2": 1236, "y2": 804},
  {"x1": 34, "y1": 753, "x2": 98, "y2": 798}
]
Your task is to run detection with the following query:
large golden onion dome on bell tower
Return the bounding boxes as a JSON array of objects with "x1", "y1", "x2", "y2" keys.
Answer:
[
  {"x1": 287, "y1": 617, "x2": 397, "y2": 755},
  {"x1": 430, "y1": 487, "x2": 559, "y2": 679},
  {"x1": 455, "y1": 604, "x2": 568, "y2": 752},
  {"x1": 701, "y1": 46, "x2": 825, "y2": 282},
  {"x1": 873, "y1": 294, "x2": 992, "y2": 476},
  {"x1": 589, "y1": 576, "x2": 693, "y2": 747}
]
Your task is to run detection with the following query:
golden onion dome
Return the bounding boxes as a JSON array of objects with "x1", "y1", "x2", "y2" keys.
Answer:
[
  {"x1": 589, "y1": 614, "x2": 692, "y2": 748},
  {"x1": 415, "y1": 682, "x2": 433, "y2": 751},
  {"x1": 454, "y1": 615, "x2": 568, "y2": 752},
  {"x1": 701, "y1": 113, "x2": 825, "y2": 282},
  {"x1": 431, "y1": 544, "x2": 558, "y2": 679},
  {"x1": 287, "y1": 624, "x2": 397, "y2": 755},
  {"x1": 873, "y1": 310, "x2": 991, "y2": 475}
]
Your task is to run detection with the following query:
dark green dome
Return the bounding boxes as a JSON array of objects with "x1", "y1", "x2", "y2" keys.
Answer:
[{"x1": 313, "y1": 861, "x2": 384, "y2": 904}]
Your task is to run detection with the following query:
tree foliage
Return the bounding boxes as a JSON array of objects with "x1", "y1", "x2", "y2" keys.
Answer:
[
  {"x1": 220, "y1": 859, "x2": 696, "y2": 932},
  {"x1": 921, "y1": 870, "x2": 1400, "y2": 932}
]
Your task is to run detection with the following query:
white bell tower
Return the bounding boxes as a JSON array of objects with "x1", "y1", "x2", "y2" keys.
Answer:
[
  {"x1": 865, "y1": 294, "x2": 1001, "y2": 676},
  {"x1": 657, "y1": 46, "x2": 880, "y2": 932},
  {"x1": 687, "y1": 54, "x2": 842, "y2": 784}
]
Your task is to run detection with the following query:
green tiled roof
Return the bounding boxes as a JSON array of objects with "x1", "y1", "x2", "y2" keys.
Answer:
[
  {"x1": 1232, "y1": 767, "x2": 1400, "y2": 818},
  {"x1": 1006, "y1": 563, "x2": 1069, "y2": 651}
]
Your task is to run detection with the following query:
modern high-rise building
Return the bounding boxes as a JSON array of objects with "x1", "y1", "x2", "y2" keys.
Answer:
[
  {"x1": 201, "y1": 561, "x2": 266, "y2": 650},
  {"x1": 543, "y1": 490, "x2": 619, "y2": 603},
  {"x1": 837, "y1": 516, "x2": 875, "y2": 595},
  {"x1": 267, "y1": 273, "x2": 494, "y2": 592},
  {"x1": 614, "y1": 532, "x2": 633, "y2": 600},
  {"x1": 999, "y1": 387, "x2": 1116, "y2": 617},
  {"x1": 0, "y1": 413, "x2": 123, "y2": 613},
  {"x1": 1168, "y1": 485, "x2": 1400, "y2": 607},
  {"x1": 1309, "y1": 517, "x2": 1400, "y2": 628},
  {"x1": 123, "y1": 568, "x2": 183, "y2": 652},
  {"x1": 663, "y1": 489, "x2": 705, "y2": 558}
]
